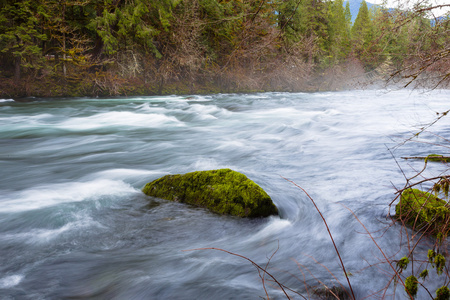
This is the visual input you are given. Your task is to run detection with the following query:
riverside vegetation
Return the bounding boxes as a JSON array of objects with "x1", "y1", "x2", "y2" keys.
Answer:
[{"x1": 0, "y1": 0, "x2": 449, "y2": 97}]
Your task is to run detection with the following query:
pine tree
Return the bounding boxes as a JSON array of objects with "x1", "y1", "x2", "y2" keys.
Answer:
[
  {"x1": 0, "y1": 0, "x2": 46, "y2": 82},
  {"x1": 351, "y1": 0, "x2": 374, "y2": 68},
  {"x1": 87, "y1": 0, "x2": 177, "y2": 58},
  {"x1": 279, "y1": 0, "x2": 329, "y2": 64},
  {"x1": 328, "y1": 0, "x2": 351, "y2": 64},
  {"x1": 344, "y1": 2, "x2": 351, "y2": 36},
  {"x1": 38, "y1": 0, "x2": 94, "y2": 78},
  {"x1": 278, "y1": 0, "x2": 303, "y2": 43}
]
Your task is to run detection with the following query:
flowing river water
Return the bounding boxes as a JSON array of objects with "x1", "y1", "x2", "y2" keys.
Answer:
[{"x1": 1, "y1": 90, "x2": 449, "y2": 299}]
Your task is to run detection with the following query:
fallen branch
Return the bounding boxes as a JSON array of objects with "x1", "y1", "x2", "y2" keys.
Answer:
[{"x1": 401, "y1": 156, "x2": 450, "y2": 161}]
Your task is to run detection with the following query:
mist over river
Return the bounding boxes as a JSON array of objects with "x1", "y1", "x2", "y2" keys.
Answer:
[{"x1": 1, "y1": 90, "x2": 449, "y2": 299}]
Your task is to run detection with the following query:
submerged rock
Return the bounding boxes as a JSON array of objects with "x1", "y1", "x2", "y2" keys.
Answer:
[
  {"x1": 312, "y1": 286, "x2": 351, "y2": 300},
  {"x1": 396, "y1": 188, "x2": 450, "y2": 235},
  {"x1": 142, "y1": 168, "x2": 278, "y2": 218}
]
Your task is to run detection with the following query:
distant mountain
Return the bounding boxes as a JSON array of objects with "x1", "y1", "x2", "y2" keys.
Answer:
[{"x1": 344, "y1": 0, "x2": 377, "y2": 23}]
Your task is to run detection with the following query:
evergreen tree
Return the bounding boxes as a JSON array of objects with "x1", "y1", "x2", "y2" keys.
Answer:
[
  {"x1": 351, "y1": 0, "x2": 374, "y2": 68},
  {"x1": 328, "y1": 0, "x2": 351, "y2": 64},
  {"x1": 278, "y1": 0, "x2": 303, "y2": 43},
  {"x1": 0, "y1": 0, "x2": 46, "y2": 82},
  {"x1": 88, "y1": 0, "x2": 176, "y2": 58},
  {"x1": 344, "y1": 2, "x2": 351, "y2": 35},
  {"x1": 279, "y1": 0, "x2": 330, "y2": 64},
  {"x1": 39, "y1": 0, "x2": 93, "y2": 77}
]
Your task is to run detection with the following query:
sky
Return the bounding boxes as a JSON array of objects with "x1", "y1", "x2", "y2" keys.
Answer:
[{"x1": 368, "y1": 0, "x2": 449, "y2": 17}]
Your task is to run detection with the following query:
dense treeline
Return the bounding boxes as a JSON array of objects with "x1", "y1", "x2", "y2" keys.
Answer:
[{"x1": 0, "y1": 0, "x2": 448, "y2": 97}]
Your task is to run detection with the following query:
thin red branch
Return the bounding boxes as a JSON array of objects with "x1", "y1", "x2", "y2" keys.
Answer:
[
  {"x1": 182, "y1": 247, "x2": 306, "y2": 299},
  {"x1": 341, "y1": 204, "x2": 415, "y2": 299},
  {"x1": 282, "y1": 177, "x2": 356, "y2": 300}
]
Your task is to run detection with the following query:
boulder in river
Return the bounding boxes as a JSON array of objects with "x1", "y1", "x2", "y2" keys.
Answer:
[
  {"x1": 396, "y1": 188, "x2": 449, "y2": 235},
  {"x1": 142, "y1": 168, "x2": 278, "y2": 218}
]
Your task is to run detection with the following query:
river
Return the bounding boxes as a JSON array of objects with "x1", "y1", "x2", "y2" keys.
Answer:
[{"x1": 1, "y1": 89, "x2": 449, "y2": 299}]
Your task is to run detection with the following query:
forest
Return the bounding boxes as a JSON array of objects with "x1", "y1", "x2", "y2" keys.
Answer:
[{"x1": 0, "y1": 0, "x2": 449, "y2": 97}]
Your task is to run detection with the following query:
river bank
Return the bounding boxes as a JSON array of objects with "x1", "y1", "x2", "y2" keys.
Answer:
[{"x1": 0, "y1": 60, "x2": 381, "y2": 99}]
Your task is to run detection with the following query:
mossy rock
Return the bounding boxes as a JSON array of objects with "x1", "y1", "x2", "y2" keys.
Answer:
[
  {"x1": 142, "y1": 169, "x2": 278, "y2": 218},
  {"x1": 396, "y1": 189, "x2": 450, "y2": 235}
]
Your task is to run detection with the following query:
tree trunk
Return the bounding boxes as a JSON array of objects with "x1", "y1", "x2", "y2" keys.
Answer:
[
  {"x1": 63, "y1": 32, "x2": 67, "y2": 77},
  {"x1": 62, "y1": 4, "x2": 67, "y2": 78},
  {"x1": 14, "y1": 56, "x2": 20, "y2": 83}
]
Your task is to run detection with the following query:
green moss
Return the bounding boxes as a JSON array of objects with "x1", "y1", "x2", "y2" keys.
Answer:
[
  {"x1": 396, "y1": 189, "x2": 450, "y2": 235},
  {"x1": 142, "y1": 169, "x2": 278, "y2": 218},
  {"x1": 397, "y1": 256, "x2": 409, "y2": 270},
  {"x1": 436, "y1": 286, "x2": 450, "y2": 300},
  {"x1": 427, "y1": 154, "x2": 450, "y2": 163},
  {"x1": 429, "y1": 249, "x2": 437, "y2": 262},
  {"x1": 405, "y1": 275, "x2": 418, "y2": 298},
  {"x1": 419, "y1": 269, "x2": 429, "y2": 280},
  {"x1": 435, "y1": 254, "x2": 446, "y2": 275}
]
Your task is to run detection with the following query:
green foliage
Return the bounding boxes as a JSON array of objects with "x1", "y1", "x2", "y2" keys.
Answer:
[
  {"x1": 0, "y1": 0, "x2": 47, "y2": 79},
  {"x1": 0, "y1": 0, "x2": 447, "y2": 94},
  {"x1": 351, "y1": 0, "x2": 372, "y2": 41},
  {"x1": 351, "y1": 0, "x2": 374, "y2": 68},
  {"x1": 279, "y1": 0, "x2": 330, "y2": 64},
  {"x1": 327, "y1": 0, "x2": 351, "y2": 64},
  {"x1": 87, "y1": 0, "x2": 181, "y2": 57}
]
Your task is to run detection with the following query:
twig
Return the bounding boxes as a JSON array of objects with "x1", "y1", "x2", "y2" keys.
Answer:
[
  {"x1": 341, "y1": 204, "x2": 415, "y2": 299},
  {"x1": 260, "y1": 242, "x2": 280, "y2": 299},
  {"x1": 282, "y1": 177, "x2": 356, "y2": 300},
  {"x1": 182, "y1": 247, "x2": 306, "y2": 299},
  {"x1": 395, "y1": 175, "x2": 450, "y2": 195}
]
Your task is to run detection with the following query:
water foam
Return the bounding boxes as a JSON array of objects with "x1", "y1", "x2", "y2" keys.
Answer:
[
  {"x1": 188, "y1": 103, "x2": 229, "y2": 116},
  {"x1": 87, "y1": 168, "x2": 163, "y2": 180},
  {"x1": 187, "y1": 159, "x2": 227, "y2": 171},
  {"x1": 245, "y1": 217, "x2": 292, "y2": 243},
  {"x1": 0, "y1": 113, "x2": 54, "y2": 125},
  {"x1": 58, "y1": 111, "x2": 184, "y2": 131},
  {"x1": 1, "y1": 211, "x2": 104, "y2": 244},
  {"x1": 0, "y1": 274, "x2": 23, "y2": 288},
  {"x1": 0, "y1": 99, "x2": 14, "y2": 103},
  {"x1": 0, "y1": 179, "x2": 139, "y2": 213}
]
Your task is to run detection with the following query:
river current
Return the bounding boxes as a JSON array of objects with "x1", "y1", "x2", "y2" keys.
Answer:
[{"x1": 1, "y1": 90, "x2": 449, "y2": 299}]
